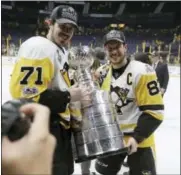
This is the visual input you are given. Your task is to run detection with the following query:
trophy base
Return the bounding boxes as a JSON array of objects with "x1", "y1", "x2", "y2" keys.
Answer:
[{"x1": 75, "y1": 147, "x2": 129, "y2": 163}]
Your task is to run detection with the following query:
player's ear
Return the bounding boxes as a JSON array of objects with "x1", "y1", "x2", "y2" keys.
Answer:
[
  {"x1": 124, "y1": 44, "x2": 128, "y2": 52},
  {"x1": 49, "y1": 19, "x2": 54, "y2": 26},
  {"x1": 45, "y1": 18, "x2": 54, "y2": 28}
]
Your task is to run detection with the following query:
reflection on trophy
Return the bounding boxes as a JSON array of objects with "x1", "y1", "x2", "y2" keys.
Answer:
[{"x1": 68, "y1": 46, "x2": 127, "y2": 163}]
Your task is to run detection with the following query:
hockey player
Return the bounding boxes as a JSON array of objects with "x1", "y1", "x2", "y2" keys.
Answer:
[
  {"x1": 94, "y1": 30, "x2": 164, "y2": 175},
  {"x1": 9, "y1": 6, "x2": 91, "y2": 175}
]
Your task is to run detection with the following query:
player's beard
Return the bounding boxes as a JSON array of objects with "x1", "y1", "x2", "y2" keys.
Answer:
[
  {"x1": 57, "y1": 33, "x2": 70, "y2": 47},
  {"x1": 110, "y1": 53, "x2": 126, "y2": 68},
  {"x1": 51, "y1": 28, "x2": 70, "y2": 47}
]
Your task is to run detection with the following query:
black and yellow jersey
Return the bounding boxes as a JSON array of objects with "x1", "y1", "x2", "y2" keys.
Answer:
[
  {"x1": 9, "y1": 36, "x2": 81, "y2": 128},
  {"x1": 97, "y1": 60, "x2": 164, "y2": 147}
]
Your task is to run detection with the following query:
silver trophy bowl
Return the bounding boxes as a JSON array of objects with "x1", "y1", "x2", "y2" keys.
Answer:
[
  {"x1": 68, "y1": 46, "x2": 127, "y2": 163},
  {"x1": 68, "y1": 45, "x2": 94, "y2": 70}
]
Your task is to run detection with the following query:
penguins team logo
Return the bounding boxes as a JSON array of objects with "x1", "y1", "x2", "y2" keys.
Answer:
[
  {"x1": 62, "y1": 7, "x2": 77, "y2": 22},
  {"x1": 60, "y1": 62, "x2": 71, "y2": 87},
  {"x1": 111, "y1": 85, "x2": 134, "y2": 115}
]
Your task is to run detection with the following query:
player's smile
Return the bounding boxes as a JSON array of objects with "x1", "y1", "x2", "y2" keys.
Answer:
[
  {"x1": 110, "y1": 52, "x2": 121, "y2": 60},
  {"x1": 59, "y1": 32, "x2": 70, "y2": 41}
]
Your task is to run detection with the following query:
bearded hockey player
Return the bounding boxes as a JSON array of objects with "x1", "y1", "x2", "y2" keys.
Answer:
[
  {"x1": 9, "y1": 5, "x2": 91, "y2": 175},
  {"x1": 95, "y1": 30, "x2": 164, "y2": 175}
]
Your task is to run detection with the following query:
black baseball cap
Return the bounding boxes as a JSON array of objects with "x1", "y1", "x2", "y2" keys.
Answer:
[
  {"x1": 104, "y1": 30, "x2": 126, "y2": 45},
  {"x1": 50, "y1": 5, "x2": 78, "y2": 28}
]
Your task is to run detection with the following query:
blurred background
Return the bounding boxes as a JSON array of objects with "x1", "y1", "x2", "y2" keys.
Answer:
[{"x1": 1, "y1": 1, "x2": 181, "y2": 65}]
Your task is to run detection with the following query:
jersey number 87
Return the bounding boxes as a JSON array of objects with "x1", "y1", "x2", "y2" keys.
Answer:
[{"x1": 147, "y1": 80, "x2": 160, "y2": 96}]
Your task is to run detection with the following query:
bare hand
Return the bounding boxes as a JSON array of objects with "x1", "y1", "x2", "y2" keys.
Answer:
[
  {"x1": 69, "y1": 84, "x2": 92, "y2": 107},
  {"x1": 93, "y1": 69, "x2": 101, "y2": 81},
  {"x1": 2, "y1": 103, "x2": 56, "y2": 175},
  {"x1": 126, "y1": 137, "x2": 138, "y2": 155}
]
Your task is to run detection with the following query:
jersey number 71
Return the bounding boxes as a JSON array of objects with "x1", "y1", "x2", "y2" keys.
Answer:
[{"x1": 20, "y1": 66, "x2": 43, "y2": 85}]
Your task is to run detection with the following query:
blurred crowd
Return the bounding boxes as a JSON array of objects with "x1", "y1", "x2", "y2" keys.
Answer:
[{"x1": 2, "y1": 26, "x2": 180, "y2": 65}]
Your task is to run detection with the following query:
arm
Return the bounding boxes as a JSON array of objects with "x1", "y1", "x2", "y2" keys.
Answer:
[
  {"x1": 133, "y1": 112, "x2": 162, "y2": 143},
  {"x1": 133, "y1": 71, "x2": 164, "y2": 143}
]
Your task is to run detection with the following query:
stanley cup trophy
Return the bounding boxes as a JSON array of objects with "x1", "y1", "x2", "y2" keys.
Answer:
[{"x1": 68, "y1": 46, "x2": 127, "y2": 163}]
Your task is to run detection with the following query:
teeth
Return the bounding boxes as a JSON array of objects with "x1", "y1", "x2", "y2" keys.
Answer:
[
  {"x1": 62, "y1": 35, "x2": 68, "y2": 40},
  {"x1": 60, "y1": 33, "x2": 69, "y2": 40}
]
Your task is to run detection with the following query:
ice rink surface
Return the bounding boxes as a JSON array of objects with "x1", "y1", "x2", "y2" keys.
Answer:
[{"x1": 2, "y1": 65, "x2": 180, "y2": 175}]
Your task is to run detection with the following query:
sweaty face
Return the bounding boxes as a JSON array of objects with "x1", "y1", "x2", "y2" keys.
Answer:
[
  {"x1": 51, "y1": 23, "x2": 75, "y2": 47},
  {"x1": 105, "y1": 41, "x2": 127, "y2": 65}
]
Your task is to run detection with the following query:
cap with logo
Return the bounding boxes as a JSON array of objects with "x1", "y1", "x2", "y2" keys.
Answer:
[
  {"x1": 104, "y1": 30, "x2": 126, "y2": 45},
  {"x1": 50, "y1": 5, "x2": 78, "y2": 28}
]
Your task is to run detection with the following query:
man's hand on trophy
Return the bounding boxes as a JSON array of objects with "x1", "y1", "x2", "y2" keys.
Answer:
[
  {"x1": 93, "y1": 69, "x2": 101, "y2": 81},
  {"x1": 126, "y1": 137, "x2": 138, "y2": 155},
  {"x1": 69, "y1": 84, "x2": 92, "y2": 106},
  {"x1": 69, "y1": 84, "x2": 83, "y2": 102},
  {"x1": 80, "y1": 91, "x2": 93, "y2": 108}
]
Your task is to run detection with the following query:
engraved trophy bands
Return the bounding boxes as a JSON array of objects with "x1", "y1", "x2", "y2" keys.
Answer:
[{"x1": 68, "y1": 46, "x2": 127, "y2": 163}]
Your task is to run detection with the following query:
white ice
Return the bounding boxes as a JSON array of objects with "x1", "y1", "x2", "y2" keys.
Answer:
[{"x1": 2, "y1": 64, "x2": 180, "y2": 175}]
